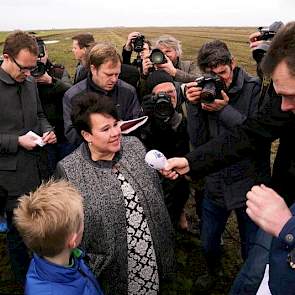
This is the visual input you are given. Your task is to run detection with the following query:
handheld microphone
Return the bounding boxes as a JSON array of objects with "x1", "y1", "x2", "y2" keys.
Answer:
[{"x1": 145, "y1": 149, "x2": 167, "y2": 170}]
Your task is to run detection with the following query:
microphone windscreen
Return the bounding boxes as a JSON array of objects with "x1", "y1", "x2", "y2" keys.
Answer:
[{"x1": 145, "y1": 149, "x2": 167, "y2": 170}]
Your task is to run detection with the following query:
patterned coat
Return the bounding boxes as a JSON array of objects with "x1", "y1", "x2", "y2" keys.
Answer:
[{"x1": 55, "y1": 136, "x2": 175, "y2": 295}]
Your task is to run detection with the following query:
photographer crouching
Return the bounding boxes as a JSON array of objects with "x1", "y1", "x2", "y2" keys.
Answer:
[
  {"x1": 140, "y1": 70, "x2": 190, "y2": 230},
  {"x1": 33, "y1": 37, "x2": 74, "y2": 173}
]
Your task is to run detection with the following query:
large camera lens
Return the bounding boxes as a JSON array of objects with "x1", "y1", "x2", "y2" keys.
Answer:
[
  {"x1": 31, "y1": 61, "x2": 46, "y2": 77},
  {"x1": 150, "y1": 49, "x2": 167, "y2": 65},
  {"x1": 154, "y1": 93, "x2": 174, "y2": 120},
  {"x1": 200, "y1": 81, "x2": 217, "y2": 104}
]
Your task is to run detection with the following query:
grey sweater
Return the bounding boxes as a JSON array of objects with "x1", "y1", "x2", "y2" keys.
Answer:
[{"x1": 55, "y1": 136, "x2": 175, "y2": 295}]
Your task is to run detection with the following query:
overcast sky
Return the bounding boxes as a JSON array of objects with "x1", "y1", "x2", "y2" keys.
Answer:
[{"x1": 1, "y1": 0, "x2": 294, "y2": 31}]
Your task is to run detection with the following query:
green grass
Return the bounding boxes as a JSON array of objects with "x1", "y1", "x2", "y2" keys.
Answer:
[{"x1": 1, "y1": 26, "x2": 257, "y2": 78}]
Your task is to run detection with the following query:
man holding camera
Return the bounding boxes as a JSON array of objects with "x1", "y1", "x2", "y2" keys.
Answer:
[
  {"x1": 119, "y1": 32, "x2": 153, "y2": 98},
  {"x1": 122, "y1": 31, "x2": 152, "y2": 67},
  {"x1": 0, "y1": 31, "x2": 56, "y2": 285},
  {"x1": 184, "y1": 39, "x2": 271, "y2": 292},
  {"x1": 162, "y1": 22, "x2": 295, "y2": 294},
  {"x1": 149, "y1": 35, "x2": 199, "y2": 83},
  {"x1": 140, "y1": 70, "x2": 190, "y2": 230},
  {"x1": 33, "y1": 38, "x2": 73, "y2": 173}
]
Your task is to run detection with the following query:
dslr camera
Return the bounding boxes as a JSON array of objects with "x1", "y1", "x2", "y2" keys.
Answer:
[
  {"x1": 149, "y1": 49, "x2": 167, "y2": 65},
  {"x1": 149, "y1": 92, "x2": 174, "y2": 121},
  {"x1": 256, "y1": 27, "x2": 276, "y2": 41},
  {"x1": 37, "y1": 38, "x2": 46, "y2": 58},
  {"x1": 194, "y1": 73, "x2": 226, "y2": 104},
  {"x1": 30, "y1": 39, "x2": 47, "y2": 77},
  {"x1": 252, "y1": 21, "x2": 283, "y2": 63},
  {"x1": 132, "y1": 34, "x2": 145, "y2": 53}
]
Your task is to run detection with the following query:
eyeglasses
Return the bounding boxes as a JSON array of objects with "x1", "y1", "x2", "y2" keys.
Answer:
[{"x1": 11, "y1": 56, "x2": 37, "y2": 73}]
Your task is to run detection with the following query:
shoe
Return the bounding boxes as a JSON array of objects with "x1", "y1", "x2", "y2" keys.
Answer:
[
  {"x1": 193, "y1": 268, "x2": 224, "y2": 294},
  {"x1": 193, "y1": 272, "x2": 217, "y2": 293}
]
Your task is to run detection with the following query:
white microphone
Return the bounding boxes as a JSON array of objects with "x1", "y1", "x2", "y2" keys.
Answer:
[{"x1": 145, "y1": 149, "x2": 167, "y2": 170}]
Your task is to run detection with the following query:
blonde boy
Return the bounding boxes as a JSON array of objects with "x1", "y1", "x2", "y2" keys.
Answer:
[{"x1": 14, "y1": 179, "x2": 103, "y2": 295}]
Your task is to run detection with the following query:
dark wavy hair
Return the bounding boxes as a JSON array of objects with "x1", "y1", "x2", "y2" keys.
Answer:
[
  {"x1": 197, "y1": 40, "x2": 232, "y2": 72},
  {"x1": 71, "y1": 92, "x2": 119, "y2": 135}
]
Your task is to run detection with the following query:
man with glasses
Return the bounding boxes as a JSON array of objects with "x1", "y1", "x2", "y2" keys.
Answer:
[{"x1": 0, "y1": 30, "x2": 56, "y2": 286}]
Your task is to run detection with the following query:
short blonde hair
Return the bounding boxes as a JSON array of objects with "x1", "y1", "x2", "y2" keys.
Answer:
[
  {"x1": 155, "y1": 35, "x2": 182, "y2": 57},
  {"x1": 14, "y1": 179, "x2": 83, "y2": 257}
]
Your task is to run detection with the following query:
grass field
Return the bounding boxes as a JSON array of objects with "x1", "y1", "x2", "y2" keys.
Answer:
[
  {"x1": 0, "y1": 26, "x2": 260, "y2": 295},
  {"x1": 0, "y1": 26, "x2": 257, "y2": 78}
]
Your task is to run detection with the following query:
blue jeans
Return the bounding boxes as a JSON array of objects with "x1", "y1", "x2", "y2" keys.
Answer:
[
  {"x1": 229, "y1": 229, "x2": 272, "y2": 295},
  {"x1": 201, "y1": 197, "x2": 258, "y2": 264}
]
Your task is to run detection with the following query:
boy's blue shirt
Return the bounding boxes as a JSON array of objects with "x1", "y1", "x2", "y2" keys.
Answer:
[{"x1": 25, "y1": 249, "x2": 104, "y2": 295}]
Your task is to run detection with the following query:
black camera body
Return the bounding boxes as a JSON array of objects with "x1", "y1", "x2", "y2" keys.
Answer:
[
  {"x1": 37, "y1": 39, "x2": 46, "y2": 58},
  {"x1": 256, "y1": 27, "x2": 276, "y2": 41},
  {"x1": 252, "y1": 21, "x2": 283, "y2": 64},
  {"x1": 30, "y1": 61, "x2": 47, "y2": 77},
  {"x1": 195, "y1": 74, "x2": 226, "y2": 104},
  {"x1": 149, "y1": 49, "x2": 167, "y2": 65},
  {"x1": 30, "y1": 38, "x2": 47, "y2": 77},
  {"x1": 150, "y1": 92, "x2": 174, "y2": 121},
  {"x1": 132, "y1": 35, "x2": 145, "y2": 53}
]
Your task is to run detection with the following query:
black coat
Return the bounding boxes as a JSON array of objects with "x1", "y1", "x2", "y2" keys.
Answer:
[
  {"x1": 185, "y1": 82, "x2": 295, "y2": 204},
  {"x1": 0, "y1": 68, "x2": 52, "y2": 204},
  {"x1": 38, "y1": 60, "x2": 72, "y2": 142},
  {"x1": 187, "y1": 67, "x2": 271, "y2": 209}
]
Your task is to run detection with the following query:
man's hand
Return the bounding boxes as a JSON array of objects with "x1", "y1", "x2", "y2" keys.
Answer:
[
  {"x1": 35, "y1": 72, "x2": 53, "y2": 84},
  {"x1": 246, "y1": 184, "x2": 292, "y2": 237},
  {"x1": 202, "y1": 90, "x2": 229, "y2": 111},
  {"x1": 160, "y1": 157, "x2": 190, "y2": 180},
  {"x1": 142, "y1": 56, "x2": 154, "y2": 76},
  {"x1": 42, "y1": 131, "x2": 57, "y2": 144},
  {"x1": 184, "y1": 82, "x2": 202, "y2": 104},
  {"x1": 249, "y1": 31, "x2": 263, "y2": 49},
  {"x1": 18, "y1": 133, "x2": 38, "y2": 150},
  {"x1": 156, "y1": 56, "x2": 177, "y2": 77},
  {"x1": 125, "y1": 31, "x2": 140, "y2": 51}
]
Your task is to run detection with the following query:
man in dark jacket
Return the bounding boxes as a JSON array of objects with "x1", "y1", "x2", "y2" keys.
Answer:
[
  {"x1": 141, "y1": 70, "x2": 190, "y2": 230},
  {"x1": 63, "y1": 43, "x2": 142, "y2": 146},
  {"x1": 34, "y1": 38, "x2": 73, "y2": 173},
  {"x1": 72, "y1": 33, "x2": 95, "y2": 84},
  {"x1": 154, "y1": 34, "x2": 199, "y2": 83},
  {"x1": 0, "y1": 30, "x2": 56, "y2": 284},
  {"x1": 121, "y1": 31, "x2": 152, "y2": 67},
  {"x1": 162, "y1": 22, "x2": 295, "y2": 295},
  {"x1": 186, "y1": 40, "x2": 270, "y2": 291}
]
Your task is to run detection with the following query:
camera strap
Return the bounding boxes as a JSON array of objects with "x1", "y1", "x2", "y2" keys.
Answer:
[{"x1": 260, "y1": 76, "x2": 272, "y2": 102}]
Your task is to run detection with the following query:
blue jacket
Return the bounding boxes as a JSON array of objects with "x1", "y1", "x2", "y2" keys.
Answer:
[
  {"x1": 230, "y1": 204, "x2": 295, "y2": 295},
  {"x1": 25, "y1": 250, "x2": 104, "y2": 295}
]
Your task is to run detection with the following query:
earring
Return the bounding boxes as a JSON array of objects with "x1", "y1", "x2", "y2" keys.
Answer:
[{"x1": 88, "y1": 141, "x2": 92, "y2": 146}]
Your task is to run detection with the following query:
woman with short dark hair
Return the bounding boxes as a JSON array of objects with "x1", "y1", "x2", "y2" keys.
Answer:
[{"x1": 56, "y1": 92, "x2": 175, "y2": 295}]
